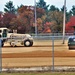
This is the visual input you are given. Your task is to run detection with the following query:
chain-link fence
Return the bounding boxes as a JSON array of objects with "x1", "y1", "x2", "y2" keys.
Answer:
[{"x1": 2, "y1": 34, "x2": 75, "y2": 72}]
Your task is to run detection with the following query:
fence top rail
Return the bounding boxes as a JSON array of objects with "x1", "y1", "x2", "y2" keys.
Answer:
[{"x1": 31, "y1": 33, "x2": 74, "y2": 36}]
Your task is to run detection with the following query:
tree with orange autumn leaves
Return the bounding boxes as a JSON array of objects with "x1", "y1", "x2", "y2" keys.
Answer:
[
  {"x1": 10, "y1": 6, "x2": 51, "y2": 33},
  {"x1": 0, "y1": 5, "x2": 74, "y2": 34},
  {"x1": 0, "y1": 13, "x2": 16, "y2": 28},
  {"x1": 0, "y1": 5, "x2": 51, "y2": 33},
  {"x1": 1, "y1": 0, "x2": 75, "y2": 34},
  {"x1": 10, "y1": 6, "x2": 34, "y2": 33}
]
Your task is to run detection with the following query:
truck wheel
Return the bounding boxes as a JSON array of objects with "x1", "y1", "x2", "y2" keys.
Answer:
[{"x1": 24, "y1": 40, "x2": 33, "y2": 47}]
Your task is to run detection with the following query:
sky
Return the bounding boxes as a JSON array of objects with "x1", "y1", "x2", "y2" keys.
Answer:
[{"x1": 0, "y1": 0, "x2": 75, "y2": 12}]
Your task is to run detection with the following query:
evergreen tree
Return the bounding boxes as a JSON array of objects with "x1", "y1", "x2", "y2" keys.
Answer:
[
  {"x1": 36, "y1": 0, "x2": 49, "y2": 11},
  {"x1": 49, "y1": 5, "x2": 59, "y2": 11},
  {"x1": 4, "y1": 1, "x2": 16, "y2": 14},
  {"x1": 70, "y1": 5, "x2": 75, "y2": 16},
  {"x1": 17, "y1": 4, "x2": 24, "y2": 10}
]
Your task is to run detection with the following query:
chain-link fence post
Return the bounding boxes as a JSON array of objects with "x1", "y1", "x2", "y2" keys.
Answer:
[
  {"x1": 0, "y1": 39, "x2": 2, "y2": 72},
  {"x1": 52, "y1": 36, "x2": 54, "y2": 72}
]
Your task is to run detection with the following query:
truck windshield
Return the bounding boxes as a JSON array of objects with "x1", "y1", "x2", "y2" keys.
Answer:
[
  {"x1": 0, "y1": 30, "x2": 2, "y2": 33},
  {"x1": 2, "y1": 29, "x2": 7, "y2": 37}
]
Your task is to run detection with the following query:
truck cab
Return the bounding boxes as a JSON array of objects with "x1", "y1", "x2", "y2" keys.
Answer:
[
  {"x1": 0, "y1": 28, "x2": 33, "y2": 47},
  {"x1": 0, "y1": 28, "x2": 8, "y2": 46},
  {"x1": 0, "y1": 28, "x2": 8, "y2": 38}
]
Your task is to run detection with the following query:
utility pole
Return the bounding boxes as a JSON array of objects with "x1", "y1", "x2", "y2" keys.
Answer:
[
  {"x1": 34, "y1": 0, "x2": 37, "y2": 36},
  {"x1": 62, "y1": 0, "x2": 66, "y2": 44}
]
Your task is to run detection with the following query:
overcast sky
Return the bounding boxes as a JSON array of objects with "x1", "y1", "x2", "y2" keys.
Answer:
[{"x1": 0, "y1": 0, "x2": 74, "y2": 12}]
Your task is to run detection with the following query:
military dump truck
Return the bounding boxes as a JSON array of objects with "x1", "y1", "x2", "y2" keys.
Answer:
[{"x1": 0, "y1": 28, "x2": 33, "y2": 47}]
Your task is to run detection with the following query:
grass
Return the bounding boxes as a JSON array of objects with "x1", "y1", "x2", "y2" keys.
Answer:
[{"x1": 0, "y1": 72, "x2": 75, "y2": 75}]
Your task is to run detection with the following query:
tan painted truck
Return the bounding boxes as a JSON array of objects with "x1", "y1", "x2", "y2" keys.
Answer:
[{"x1": 0, "y1": 28, "x2": 33, "y2": 47}]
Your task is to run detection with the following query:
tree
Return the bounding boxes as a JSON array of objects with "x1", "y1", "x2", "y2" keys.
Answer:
[
  {"x1": 17, "y1": 4, "x2": 24, "y2": 9},
  {"x1": 18, "y1": 6, "x2": 47, "y2": 33},
  {"x1": 4, "y1": 1, "x2": 16, "y2": 14},
  {"x1": 12, "y1": 6, "x2": 34, "y2": 33},
  {"x1": 49, "y1": 5, "x2": 59, "y2": 11},
  {"x1": 61, "y1": 5, "x2": 72, "y2": 22},
  {"x1": 2, "y1": 13, "x2": 16, "y2": 28},
  {"x1": 61, "y1": 5, "x2": 67, "y2": 14},
  {"x1": 36, "y1": 0, "x2": 49, "y2": 11},
  {"x1": 66, "y1": 11, "x2": 72, "y2": 22},
  {"x1": 70, "y1": 5, "x2": 75, "y2": 16},
  {"x1": 48, "y1": 10, "x2": 63, "y2": 33},
  {"x1": 43, "y1": 22, "x2": 51, "y2": 33},
  {"x1": 61, "y1": 6, "x2": 64, "y2": 12},
  {"x1": 37, "y1": 18, "x2": 43, "y2": 33},
  {"x1": 0, "y1": 12, "x2": 4, "y2": 27},
  {"x1": 36, "y1": 8, "x2": 45, "y2": 18},
  {"x1": 10, "y1": 18, "x2": 27, "y2": 33}
]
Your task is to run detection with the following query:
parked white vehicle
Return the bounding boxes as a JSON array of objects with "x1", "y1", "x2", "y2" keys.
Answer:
[{"x1": 0, "y1": 28, "x2": 33, "y2": 47}]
